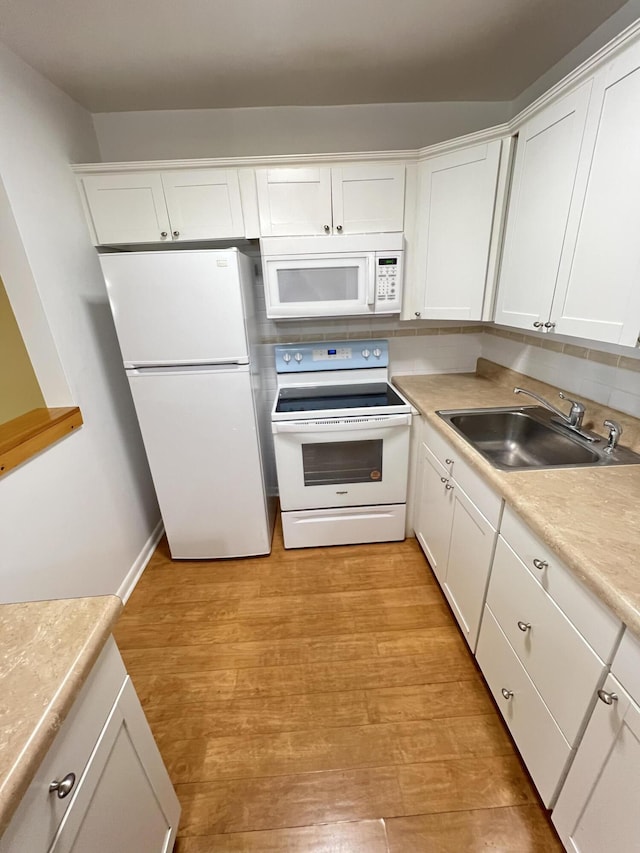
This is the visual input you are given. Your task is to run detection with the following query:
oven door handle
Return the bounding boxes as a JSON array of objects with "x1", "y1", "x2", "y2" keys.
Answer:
[{"x1": 272, "y1": 414, "x2": 411, "y2": 433}]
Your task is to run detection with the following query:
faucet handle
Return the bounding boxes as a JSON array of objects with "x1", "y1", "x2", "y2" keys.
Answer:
[
  {"x1": 603, "y1": 419, "x2": 623, "y2": 452},
  {"x1": 558, "y1": 391, "x2": 585, "y2": 411},
  {"x1": 558, "y1": 392, "x2": 585, "y2": 427}
]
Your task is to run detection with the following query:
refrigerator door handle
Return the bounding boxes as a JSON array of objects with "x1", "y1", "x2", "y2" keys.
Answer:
[{"x1": 127, "y1": 362, "x2": 250, "y2": 377}]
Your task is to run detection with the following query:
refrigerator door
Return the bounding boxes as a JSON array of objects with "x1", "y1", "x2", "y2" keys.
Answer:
[
  {"x1": 100, "y1": 250, "x2": 249, "y2": 367},
  {"x1": 127, "y1": 364, "x2": 272, "y2": 558}
]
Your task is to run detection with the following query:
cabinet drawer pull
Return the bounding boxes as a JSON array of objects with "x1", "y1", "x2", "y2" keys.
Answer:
[
  {"x1": 532, "y1": 558, "x2": 548, "y2": 571},
  {"x1": 501, "y1": 688, "x2": 514, "y2": 700},
  {"x1": 597, "y1": 689, "x2": 619, "y2": 706},
  {"x1": 445, "y1": 458, "x2": 454, "y2": 465},
  {"x1": 440, "y1": 476, "x2": 449, "y2": 484},
  {"x1": 49, "y1": 772, "x2": 76, "y2": 799},
  {"x1": 445, "y1": 483, "x2": 454, "y2": 491},
  {"x1": 517, "y1": 620, "x2": 531, "y2": 632}
]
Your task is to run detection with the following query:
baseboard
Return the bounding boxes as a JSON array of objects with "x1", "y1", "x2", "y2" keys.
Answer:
[{"x1": 117, "y1": 518, "x2": 164, "y2": 604}]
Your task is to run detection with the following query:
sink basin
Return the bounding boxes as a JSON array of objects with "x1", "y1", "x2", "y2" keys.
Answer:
[{"x1": 437, "y1": 406, "x2": 640, "y2": 471}]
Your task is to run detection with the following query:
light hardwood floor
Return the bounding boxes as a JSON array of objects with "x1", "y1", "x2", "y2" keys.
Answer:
[{"x1": 115, "y1": 523, "x2": 563, "y2": 852}]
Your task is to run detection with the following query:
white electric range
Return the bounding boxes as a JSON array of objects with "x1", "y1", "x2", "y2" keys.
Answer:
[{"x1": 271, "y1": 339, "x2": 412, "y2": 549}]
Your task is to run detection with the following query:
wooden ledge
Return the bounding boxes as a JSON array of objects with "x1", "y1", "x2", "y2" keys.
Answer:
[{"x1": 0, "y1": 407, "x2": 83, "y2": 477}]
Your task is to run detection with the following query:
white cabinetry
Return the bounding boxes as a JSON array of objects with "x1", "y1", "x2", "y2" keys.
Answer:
[
  {"x1": 476, "y1": 505, "x2": 622, "y2": 807},
  {"x1": 494, "y1": 81, "x2": 593, "y2": 332},
  {"x1": 553, "y1": 630, "x2": 640, "y2": 851},
  {"x1": 495, "y1": 36, "x2": 640, "y2": 346},
  {"x1": 410, "y1": 138, "x2": 510, "y2": 321},
  {"x1": 80, "y1": 169, "x2": 245, "y2": 245},
  {"x1": 414, "y1": 421, "x2": 502, "y2": 651},
  {"x1": 256, "y1": 164, "x2": 405, "y2": 236},
  {"x1": 0, "y1": 638, "x2": 180, "y2": 853}
]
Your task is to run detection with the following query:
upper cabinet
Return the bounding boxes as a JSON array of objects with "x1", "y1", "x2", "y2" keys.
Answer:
[
  {"x1": 408, "y1": 138, "x2": 510, "y2": 321},
  {"x1": 495, "y1": 36, "x2": 640, "y2": 347},
  {"x1": 255, "y1": 164, "x2": 405, "y2": 236},
  {"x1": 79, "y1": 169, "x2": 246, "y2": 245},
  {"x1": 494, "y1": 81, "x2": 593, "y2": 332}
]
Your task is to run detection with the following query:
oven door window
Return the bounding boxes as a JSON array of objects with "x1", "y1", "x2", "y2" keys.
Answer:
[{"x1": 302, "y1": 439, "x2": 383, "y2": 486}]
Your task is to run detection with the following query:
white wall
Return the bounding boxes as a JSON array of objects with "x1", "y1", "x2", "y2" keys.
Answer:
[
  {"x1": 0, "y1": 43, "x2": 160, "y2": 603},
  {"x1": 92, "y1": 101, "x2": 510, "y2": 162},
  {"x1": 511, "y1": 0, "x2": 640, "y2": 115}
]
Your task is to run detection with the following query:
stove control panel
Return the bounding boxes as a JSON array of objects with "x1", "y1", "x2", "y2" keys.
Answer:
[{"x1": 275, "y1": 339, "x2": 389, "y2": 372}]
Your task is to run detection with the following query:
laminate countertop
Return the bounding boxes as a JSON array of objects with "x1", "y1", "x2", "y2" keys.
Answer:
[
  {"x1": 393, "y1": 359, "x2": 640, "y2": 641},
  {"x1": 0, "y1": 595, "x2": 122, "y2": 835}
]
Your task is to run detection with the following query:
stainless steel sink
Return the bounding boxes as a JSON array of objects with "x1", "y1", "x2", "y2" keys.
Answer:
[{"x1": 437, "y1": 406, "x2": 640, "y2": 471}]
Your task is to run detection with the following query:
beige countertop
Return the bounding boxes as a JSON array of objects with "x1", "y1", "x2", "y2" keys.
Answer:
[
  {"x1": 0, "y1": 595, "x2": 122, "y2": 835},
  {"x1": 394, "y1": 359, "x2": 640, "y2": 640}
]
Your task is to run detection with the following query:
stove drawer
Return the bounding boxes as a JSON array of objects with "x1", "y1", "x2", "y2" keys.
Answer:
[{"x1": 281, "y1": 504, "x2": 406, "y2": 549}]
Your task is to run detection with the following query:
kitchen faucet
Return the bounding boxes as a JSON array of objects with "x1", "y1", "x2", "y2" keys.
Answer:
[{"x1": 513, "y1": 387, "x2": 597, "y2": 441}]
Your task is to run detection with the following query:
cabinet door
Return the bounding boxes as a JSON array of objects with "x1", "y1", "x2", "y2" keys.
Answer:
[
  {"x1": 551, "y1": 42, "x2": 640, "y2": 346},
  {"x1": 415, "y1": 141, "x2": 502, "y2": 320},
  {"x1": 161, "y1": 169, "x2": 245, "y2": 240},
  {"x1": 443, "y1": 483, "x2": 497, "y2": 651},
  {"x1": 331, "y1": 165, "x2": 405, "y2": 234},
  {"x1": 552, "y1": 674, "x2": 640, "y2": 852},
  {"x1": 255, "y1": 167, "x2": 332, "y2": 235},
  {"x1": 494, "y1": 81, "x2": 593, "y2": 331},
  {"x1": 414, "y1": 443, "x2": 454, "y2": 584},
  {"x1": 49, "y1": 678, "x2": 180, "y2": 853},
  {"x1": 81, "y1": 174, "x2": 170, "y2": 245}
]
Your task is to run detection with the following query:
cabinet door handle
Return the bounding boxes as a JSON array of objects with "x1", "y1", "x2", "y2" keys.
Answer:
[
  {"x1": 336, "y1": 224, "x2": 343, "y2": 232},
  {"x1": 532, "y1": 558, "x2": 548, "y2": 571},
  {"x1": 544, "y1": 321, "x2": 556, "y2": 329},
  {"x1": 501, "y1": 688, "x2": 514, "y2": 700},
  {"x1": 49, "y1": 772, "x2": 76, "y2": 799},
  {"x1": 440, "y1": 476, "x2": 449, "y2": 484},
  {"x1": 445, "y1": 483, "x2": 454, "y2": 491},
  {"x1": 597, "y1": 689, "x2": 619, "y2": 705},
  {"x1": 160, "y1": 231, "x2": 168, "y2": 238},
  {"x1": 445, "y1": 458, "x2": 454, "y2": 465},
  {"x1": 414, "y1": 311, "x2": 421, "y2": 318},
  {"x1": 517, "y1": 621, "x2": 531, "y2": 632},
  {"x1": 324, "y1": 224, "x2": 330, "y2": 232},
  {"x1": 172, "y1": 230, "x2": 180, "y2": 238},
  {"x1": 533, "y1": 321, "x2": 543, "y2": 328}
]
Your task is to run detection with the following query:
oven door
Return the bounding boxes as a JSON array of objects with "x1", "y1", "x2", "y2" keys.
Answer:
[
  {"x1": 272, "y1": 414, "x2": 411, "y2": 511},
  {"x1": 263, "y1": 252, "x2": 375, "y2": 318}
]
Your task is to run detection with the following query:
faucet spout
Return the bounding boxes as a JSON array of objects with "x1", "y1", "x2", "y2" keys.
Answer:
[{"x1": 513, "y1": 386, "x2": 586, "y2": 430}]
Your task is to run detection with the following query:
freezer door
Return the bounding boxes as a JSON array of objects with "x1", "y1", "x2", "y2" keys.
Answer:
[
  {"x1": 127, "y1": 365, "x2": 272, "y2": 558},
  {"x1": 100, "y1": 250, "x2": 249, "y2": 367}
]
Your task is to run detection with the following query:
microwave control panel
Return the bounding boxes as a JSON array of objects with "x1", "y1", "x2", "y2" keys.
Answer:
[{"x1": 375, "y1": 252, "x2": 403, "y2": 312}]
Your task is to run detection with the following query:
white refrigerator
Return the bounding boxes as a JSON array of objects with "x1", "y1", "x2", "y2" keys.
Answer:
[{"x1": 100, "y1": 249, "x2": 276, "y2": 559}]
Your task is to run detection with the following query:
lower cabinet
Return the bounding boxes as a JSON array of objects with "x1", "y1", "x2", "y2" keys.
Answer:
[
  {"x1": 414, "y1": 422, "x2": 502, "y2": 651},
  {"x1": 0, "y1": 638, "x2": 180, "y2": 853},
  {"x1": 552, "y1": 632, "x2": 640, "y2": 852}
]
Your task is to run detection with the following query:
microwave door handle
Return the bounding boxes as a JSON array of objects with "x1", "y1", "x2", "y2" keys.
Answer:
[{"x1": 366, "y1": 257, "x2": 376, "y2": 306}]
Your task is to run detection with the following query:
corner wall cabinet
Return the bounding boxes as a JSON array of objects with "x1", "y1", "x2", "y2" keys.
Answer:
[
  {"x1": 552, "y1": 631, "x2": 640, "y2": 851},
  {"x1": 0, "y1": 638, "x2": 180, "y2": 853},
  {"x1": 255, "y1": 164, "x2": 406, "y2": 236},
  {"x1": 79, "y1": 169, "x2": 245, "y2": 244},
  {"x1": 409, "y1": 138, "x2": 509, "y2": 321}
]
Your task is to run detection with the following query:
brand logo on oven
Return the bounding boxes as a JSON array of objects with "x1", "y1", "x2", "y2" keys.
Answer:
[{"x1": 336, "y1": 490, "x2": 348, "y2": 495}]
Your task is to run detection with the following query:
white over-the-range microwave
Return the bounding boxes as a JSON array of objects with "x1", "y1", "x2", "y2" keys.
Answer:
[{"x1": 261, "y1": 234, "x2": 404, "y2": 319}]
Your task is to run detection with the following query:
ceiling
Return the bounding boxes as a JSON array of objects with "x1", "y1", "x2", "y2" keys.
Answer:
[{"x1": 0, "y1": 0, "x2": 630, "y2": 112}]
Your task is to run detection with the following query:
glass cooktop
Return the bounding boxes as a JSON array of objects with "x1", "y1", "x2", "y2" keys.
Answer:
[{"x1": 275, "y1": 382, "x2": 407, "y2": 413}]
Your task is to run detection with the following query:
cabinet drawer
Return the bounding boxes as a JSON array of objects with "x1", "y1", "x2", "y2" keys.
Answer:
[
  {"x1": 488, "y1": 536, "x2": 606, "y2": 745},
  {"x1": 476, "y1": 606, "x2": 572, "y2": 807},
  {"x1": 500, "y1": 505, "x2": 621, "y2": 661},
  {"x1": 0, "y1": 637, "x2": 126, "y2": 853},
  {"x1": 422, "y1": 419, "x2": 502, "y2": 528}
]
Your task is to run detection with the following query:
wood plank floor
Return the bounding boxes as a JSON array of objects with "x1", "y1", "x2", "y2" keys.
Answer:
[{"x1": 115, "y1": 523, "x2": 563, "y2": 852}]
